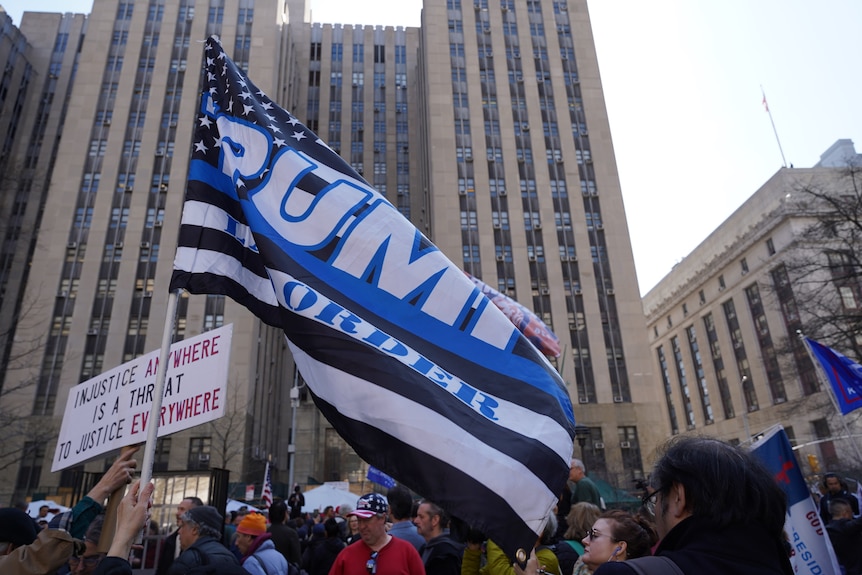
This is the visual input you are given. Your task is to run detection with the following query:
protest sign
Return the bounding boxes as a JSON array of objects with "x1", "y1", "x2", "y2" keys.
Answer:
[{"x1": 51, "y1": 324, "x2": 233, "y2": 471}]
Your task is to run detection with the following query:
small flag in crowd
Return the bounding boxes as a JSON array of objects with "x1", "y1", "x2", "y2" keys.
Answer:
[
  {"x1": 169, "y1": 36, "x2": 576, "y2": 560},
  {"x1": 367, "y1": 466, "x2": 396, "y2": 489},
  {"x1": 805, "y1": 338, "x2": 862, "y2": 415},
  {"x1": 261, "y1": 461, "x2": 273, "y2": 509},
  {"x1": 751, "y1": 426, "x2": 841, "y2": 575},
  {"x1": 466, "y1": 273, "x2": 561, "y2": 358}
]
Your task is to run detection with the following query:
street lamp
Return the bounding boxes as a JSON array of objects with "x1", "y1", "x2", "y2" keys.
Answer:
[{"x1": 574, "y1": 425, "x2": 591, "y2": 460}]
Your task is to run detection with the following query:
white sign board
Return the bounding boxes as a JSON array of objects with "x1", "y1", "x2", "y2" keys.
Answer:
[{"x1": 52, "y1": 324, "x2": 233, "y2": 471}]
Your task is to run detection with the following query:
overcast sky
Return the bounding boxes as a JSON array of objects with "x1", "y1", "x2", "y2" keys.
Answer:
[{"x1": 4, "y1": 0, "x2": 861, "y2": 295}]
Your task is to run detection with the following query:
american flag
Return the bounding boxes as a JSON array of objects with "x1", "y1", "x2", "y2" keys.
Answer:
[
  {"x1": 170, "y1": 37, "x2": 575, "y2": 561},
  {"x1": 261, "y1": 461, "x2": 273, "y2": 509}
]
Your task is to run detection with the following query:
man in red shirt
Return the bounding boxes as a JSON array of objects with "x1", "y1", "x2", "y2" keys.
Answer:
[{"x1": 329, "y1": 493, "x2": 424, "y2": 575}]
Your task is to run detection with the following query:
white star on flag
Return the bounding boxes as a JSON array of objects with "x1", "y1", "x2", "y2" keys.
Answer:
[
  {"x1": 240, "y1": 90, "x2": 252, "y2": 100},
  {"x1": 261, "y1": 101, "x2": 273, "y2": 110},
  {"x1": 194, "y1": 140, "x2": 208, "y2": 153},
  {"x1": 199, "y1": 116, "x2": 213, "y2": 128},
  {"x1": 291, "y1": 131, "x2": 307, "y2": 141},
  {"x1": 273, "y1": 138, "x2": 286, "y2": 148},
  {"x1": 243, "y1": 103, "x2": 254, "y2": 115},
  {"x1": 287, "y1": 116, "x2": 301, "y2": 126},
  {"x1": 268, "y1": 124, "x2": 281, "y2": 133}
]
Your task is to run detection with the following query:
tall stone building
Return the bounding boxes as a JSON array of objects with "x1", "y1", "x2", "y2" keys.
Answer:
[
  {"x1": 644, "y1": 140, "x2": 862, "y2": 475},
  {"x1": 0, "y1": 0, "x2": 660, "y2": 504}
]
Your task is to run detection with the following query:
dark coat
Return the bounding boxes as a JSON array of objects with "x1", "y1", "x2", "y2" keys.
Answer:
[
  {"x1": 269, "y1": 522, "x2": 302, "y2": 565},
  {"x1": 820, "y1": 491, "x2": 861, "y2": 525},
  {"x1": 827, "y1": 516, "x2": 862, "y2": 575},
  {"x1": 302, "y1": 536, "x2": 345, "y2": 575},
  {"x1": 419, "y1": 535, "x2": 463, "y2": 575},
  {"x1": 166, "y1": 535, "x2": 242, "y2": 575},
  {"x1": 594, "y1": 516, "x2": 793, "y2": 575}
]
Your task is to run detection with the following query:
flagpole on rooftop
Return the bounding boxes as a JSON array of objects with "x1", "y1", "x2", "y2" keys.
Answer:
[
  {"x1": 798, "y1": 331, "x2": 862, "y2": 465},
  {"x1": 761, "y1": 86, "x2": 788, "y2": 168},
  {"x1": 139, "y1": 289, "x2": 180, "y2": 488}
]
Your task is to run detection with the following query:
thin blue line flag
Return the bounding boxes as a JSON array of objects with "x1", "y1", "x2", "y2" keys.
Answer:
[
  {"x1": 169, "y1": 37, "x2": 576, "y2": 560},
  {"x1": 806, "y1": 338, "x2": 862, "y2": 415}
]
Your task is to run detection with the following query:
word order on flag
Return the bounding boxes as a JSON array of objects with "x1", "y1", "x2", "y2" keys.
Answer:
[
  {"x1": 169, "y1": 36, "x2": 575, "y2": 561},
  {"x1": 52, "y1": 325, "x2": 232, "y2": 471},
  {"x1": 751, "y1": 426, "x2": 841, "y2": 575},
  {"x1": 805, "y1": 337, "x2": 862, "y2": 415}
]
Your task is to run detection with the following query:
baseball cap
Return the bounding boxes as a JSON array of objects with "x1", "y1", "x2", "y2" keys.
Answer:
[{"x1": 348, "y1": 493, "x2": 388, "y2": 519}]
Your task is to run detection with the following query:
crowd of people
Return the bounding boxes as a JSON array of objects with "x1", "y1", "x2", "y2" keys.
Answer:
[{"x1": 6, "y1": 435, "x2": 854, "y2": 575}]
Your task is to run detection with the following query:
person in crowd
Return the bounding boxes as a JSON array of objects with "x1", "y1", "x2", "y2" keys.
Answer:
[
  {"x1": 463, "y1": 516, "x2": 560, "y2": 575},
  {"x1": 414, "y1": 500, "x2": 463, "y2": 575},
  {"x1": 569, "y1": 460, "x2": 602, "y2": 508},
  {"x1": 345, "y1": 515, "x2": 361, "y2": 545},
  {"x1": 93, "y1": 480, "x2": 246, "y2": 575},
  {"x1": 64, "y1": 515, "x2": 106, "y2": 574},
  {"x1": 155, "y1": 495, "x2": 204, "y2": 575},
  {"x1": 302, "y1": 517, "x2": 345, "y2": 575},
  {"x1": 329, "y1": 493, "x2": 425, "y2": 575},
  {"x1": 268, "y1": 499, "x2": 302, "y2": 566},
  {"x1": 592, "y1": 436, "x2": 793, "y2": 575},
  {"x1": 826, "y1": 499, "x2": 862, "y2": 575},
  {"x1": 820, "y1": 473, "x2": 860, "y2": 525},
  {"x1": 288, "y1": 486, "x2": 305, "y2": 520},
  {"x1": 336, "y1": 505, "x2": 353, "y2": 540},
  {"x1": 578, "y1": 510, "x2": 656, "y2": 573},
  {"x1": 225, "y1": 511, "x2": 238, "y2": 548},
  {"x1": 553, "y1": 502, "x2": 601, "y2": 575},
  {"x1": 0, "y1": 448, "x2": 137, "y2": 574},
  {"x1": 387, "y1": 485, "x2": 424, "y2": 551},
  {"x1": 235, "y1": 512, "x2": 288, "y2": 575},
  {"x1": 167, "y1": 505, "x2": 242, "y2": 574}
]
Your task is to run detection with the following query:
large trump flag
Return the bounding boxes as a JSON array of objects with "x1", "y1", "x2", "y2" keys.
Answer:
[{"x1": 170, "y1": 37, "x2": 576, "y2": 559}]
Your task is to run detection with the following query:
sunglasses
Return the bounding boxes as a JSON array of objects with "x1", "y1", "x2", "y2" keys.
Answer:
[
  {"x1": 366, "y1": 551, "x2": 379, "y2": 574},
  {"x1": 585, "y1": 528, "x2": 618, "y2": 542}
]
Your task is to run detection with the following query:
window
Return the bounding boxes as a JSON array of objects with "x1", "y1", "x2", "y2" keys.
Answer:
[
  {"x1": 766, "y1": 237, "x2": 776, "y2": 255},
  {"x1": 699, "y1": 290, "x2": 706, "y2": 305},
  {"x1": 188, "y1": 437, "x2": 212, "y2": 470},
  {"x1": 718, "y1": 275, "x2": 726, "y2": 290},
  {"x1": 740, "y1": 258, "x2": 749, "y2": 274},
  {"x1": 840, "y1": 286, "x2": 859, "y2": 309}
]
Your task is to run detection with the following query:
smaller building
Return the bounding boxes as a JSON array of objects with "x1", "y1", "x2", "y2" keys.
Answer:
[{"x1": 644, "y1": 140, "x2": 862, "y2": 478}]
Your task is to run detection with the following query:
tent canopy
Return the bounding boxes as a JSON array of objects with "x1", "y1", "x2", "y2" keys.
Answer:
[{"x1": 301, "y1": 483, "x2": 360, "y2": 513}]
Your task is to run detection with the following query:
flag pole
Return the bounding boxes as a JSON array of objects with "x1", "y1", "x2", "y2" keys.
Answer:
[
  {"x1": 139, "y1": 289, "x2": 180, "y2": 488},
  {"x1": 761, "y1": 86, "x2": 788, "y2": 168},
  {"x1": 798, "y1": 331, "x2": 862, "y2": 464}
]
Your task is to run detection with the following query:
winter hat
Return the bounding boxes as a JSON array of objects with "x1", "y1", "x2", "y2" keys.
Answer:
[
  {"x1": 185, "y1": 505, "x2": 224, "y2": 535},
  {"x1": 237, "y1": 512, "x2": 267, "y2": 536},
  {"x1": 349, "y1": 493, "x2": 388, "y2": 519},
  {"x1": 0, "y1": 508, "x2": 38, "y2": 546}
]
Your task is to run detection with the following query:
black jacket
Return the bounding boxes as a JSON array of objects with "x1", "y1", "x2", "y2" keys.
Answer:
[
  {"x1": 594, "y1": 516, "x2": 793, "y2": 575},
  {"x1": 419, "y1": 535, "x2": 464, "y2": 575},
  {"x1": 820, "y1": 491, "x2": 861, "y2": 525},
  {"x1": 302, "y1": 536, "x2": 345, "y2": 575},
  {"x1": 827, "y1": 516, "x2": 862, "y2": 575},
  {"x1": 269, "y1": 522, "x2": 302, "y2": 565},
  {"x1": 166, "y1": 535, "x2": 242, "y2": 575}
]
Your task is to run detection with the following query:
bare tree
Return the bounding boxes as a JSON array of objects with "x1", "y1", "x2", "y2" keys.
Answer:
[{"x1": 206, "y1": 383, "x2": 248, "y2": 470}]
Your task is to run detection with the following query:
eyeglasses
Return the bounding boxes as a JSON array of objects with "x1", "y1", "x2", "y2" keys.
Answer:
[
  {"x1": 366, "y1": 551, "x2": 379, "y2": 574},
  {"x1": 69, "y1": 554, "x2": 105, "y2": 569},
  {"x1": 585, "y1": 528, "x2": 618, "y2": 542},
  {"x1": 641, "y1": 490, "x2": 659, "y2": 516}
]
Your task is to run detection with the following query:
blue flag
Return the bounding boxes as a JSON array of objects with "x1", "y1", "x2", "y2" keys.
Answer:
[
  {"x1": 806, "y1": 338, "x2": 862, "y2": 415},
  {"x1": 170, "y1": 37, "x2": 576, "y2": 560},
  {"x1": 751, "y1": 426, "x2": 841, "y2": 575},
  {"x1": 367, "y1": 466, "x2": 396, "y2": 489}
]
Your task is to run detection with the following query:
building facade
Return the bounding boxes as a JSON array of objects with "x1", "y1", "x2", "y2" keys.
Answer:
[
  {"x1": 0, "y1": 0, "x2": 661, "y2": 505},
  {"x1": 644, "y1": 140, "x2": 862, "y2": 476}
]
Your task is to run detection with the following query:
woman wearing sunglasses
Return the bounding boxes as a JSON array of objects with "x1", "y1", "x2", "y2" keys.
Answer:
[{"x1": 577, "y1": 510, "x2": 657, "y2": 574}]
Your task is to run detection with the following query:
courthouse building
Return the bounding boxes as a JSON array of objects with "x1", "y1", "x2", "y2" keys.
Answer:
[
  {"x1": 644, "y1": 140, "x2": 862, "y2": 475},
  {"x1": 0, "y1": 0, "x2": 661, "y2": 505}
]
